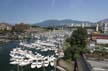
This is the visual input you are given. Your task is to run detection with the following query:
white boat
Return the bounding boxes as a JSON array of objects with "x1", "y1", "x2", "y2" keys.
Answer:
[
  {"x1": 37, "y1": 59, "x2": 43, "y2": 68},
  {"x1": 43, "y1": 56, "x2": 49, "y2": 67},
  {"x1": 55, "y1": 49, "x2": 59, "y2": 56},
  {"x1": 19, "y1": 42, "x2": 23, "y2": 46},
  {"x1": 25, "y1": 54, "x2": 34, "y2": 59},
  {"x1": 10, "y1": 53, "x2": 15, "y2": 57},
  {"x1": 10, "y1": 61, "x2": 20, "y2": 65},
  {"x1": 10, "y1": 59, "x2": 22, "y2": 65},
  {"x1": 31, "y1": 60, "x2": 37, "y2": 68},
  {"x1": 10, "y1": 57, "x2": 18, "y2": 61},
  {"x1": 39, "y1": 42, "x2": 55, "y2": 47},
  {"x1": 41, "y1": 48, "x2": 49, "y2": 52},
  {"x1": 19, "y1": 59, "x2": 31, "y2": 66},
  {"x1": 50, "y1": 56, "x2": 56, "y2": 66}
]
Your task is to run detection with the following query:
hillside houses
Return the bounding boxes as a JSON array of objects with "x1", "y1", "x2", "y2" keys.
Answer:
[{"x1": 0, "y1": 23, "x2": 12, "y2": 31}]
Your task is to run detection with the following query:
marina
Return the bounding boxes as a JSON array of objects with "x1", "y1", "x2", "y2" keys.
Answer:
[
  {"x1": 1, "y1": 0, "x2": 108, "y2": 71},
  {"x1": 7, "y1": 30, "x2": 69, "y2": 71}
]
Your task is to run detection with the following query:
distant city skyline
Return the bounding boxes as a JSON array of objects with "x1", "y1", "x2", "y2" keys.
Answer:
[{"x1": 0, "y1": 0, "x2": 108, "y2": 24}]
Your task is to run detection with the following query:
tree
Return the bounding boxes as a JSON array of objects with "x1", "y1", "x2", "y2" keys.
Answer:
[
  {"x1": 94, "y1": 47, "x2": 107, "y2": 61},
  {"x1": 70, "y1": 27, "x2": 88, "y2": 48},
  {"x1": 71, "y1": 27, "x2": 88, "y2": 71},
  {"x1": 64, "y1": 27, "x2": 88, "y2": 71},
  {"x1": 64, "y1": 27, "x2": 88, "y2": 58}
]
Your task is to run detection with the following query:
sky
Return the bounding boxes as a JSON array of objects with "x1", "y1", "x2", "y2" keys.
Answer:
[{"x1": 0, "y1": 0, "x2": 108, "y2": 24}]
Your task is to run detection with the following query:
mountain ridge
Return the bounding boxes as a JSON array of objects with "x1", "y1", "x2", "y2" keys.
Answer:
[
  {"x1": 97, "y1": 18, "x2": 108, "y2": 23},
  {"x1": 36, "y1": 19, "x2": 93, "y2": 27}
]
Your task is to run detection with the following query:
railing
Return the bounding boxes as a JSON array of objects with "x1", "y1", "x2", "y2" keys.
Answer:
[{"x1": 82, "y1": 54, "x2": 92, "y2": 71}]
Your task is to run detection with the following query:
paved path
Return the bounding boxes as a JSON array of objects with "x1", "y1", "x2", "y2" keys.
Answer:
[
  {"x1": 87, "y1": 60, "x2": 108, "y2": 71},
  {"x1": 57, "y1": 59, "x2": 74, "y2": 71}
]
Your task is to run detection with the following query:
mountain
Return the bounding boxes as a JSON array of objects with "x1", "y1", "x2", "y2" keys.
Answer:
[
  {"x1": 37, "y1": 20, "x2": 60, "y2": 27},
  {"x1": 97, "y1": 18, "x2": 108, "y2": 23},
  {"x1": 36, "y1": 19, "x2": 93, "y2": 27}
]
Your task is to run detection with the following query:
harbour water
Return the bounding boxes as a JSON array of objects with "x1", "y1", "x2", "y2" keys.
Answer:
[{"x1": 0, "y1": 41, "x2": 59, "y2": 71}]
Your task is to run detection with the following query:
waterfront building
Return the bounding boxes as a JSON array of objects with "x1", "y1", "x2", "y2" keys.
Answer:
[
  {"x1": 0, "y1": 22, "x2": 12, "y2": 31},
  {"x1": 14, "y1": 23, "x2": 29, "y2": 31},
  {"x1": 99, "y1": 23, "x2": 108, "y2": 33},
  {"x1": 91, "y1": 33, "x2": 108, "y2": 44},
  {"x1": 63, "y1": 23, "x2": 96, "y2": 34}
]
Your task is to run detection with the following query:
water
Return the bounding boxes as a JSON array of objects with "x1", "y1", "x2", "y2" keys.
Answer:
[
  {"x1": 0, "y1": 41, "x2": 19, "y2": 71},
  {"x1": 0, "y1": 41, "x2": 59, "y2": 71}
]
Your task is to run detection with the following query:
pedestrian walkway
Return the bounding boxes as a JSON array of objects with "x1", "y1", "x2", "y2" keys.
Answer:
[
  {"x1": 57, "y1": 59, "x2": 74, "y2": 71},
  {"x1": 87, "y1": 60, "x2": 108, "y2": 71}
]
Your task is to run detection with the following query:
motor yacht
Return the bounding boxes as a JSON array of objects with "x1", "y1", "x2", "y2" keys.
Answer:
[
  {"x1": 49, "y1": 55, "x2": 56, "y2": 66},
  {"x1": 18, "y1": 59, "x2": 31, "y2": 66},
  {"x1": 37, "y1": 59, "x2": 43, "y2": 68},
  {"x1": 43, "y1": 56, "x2": 49, "y2": 67},
  {"x1": 31, "y1": 60, "x2": 37, "y2": 68},
  {"x1": 10, "y1": 59, "x2": 22, "y2": 65}
]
